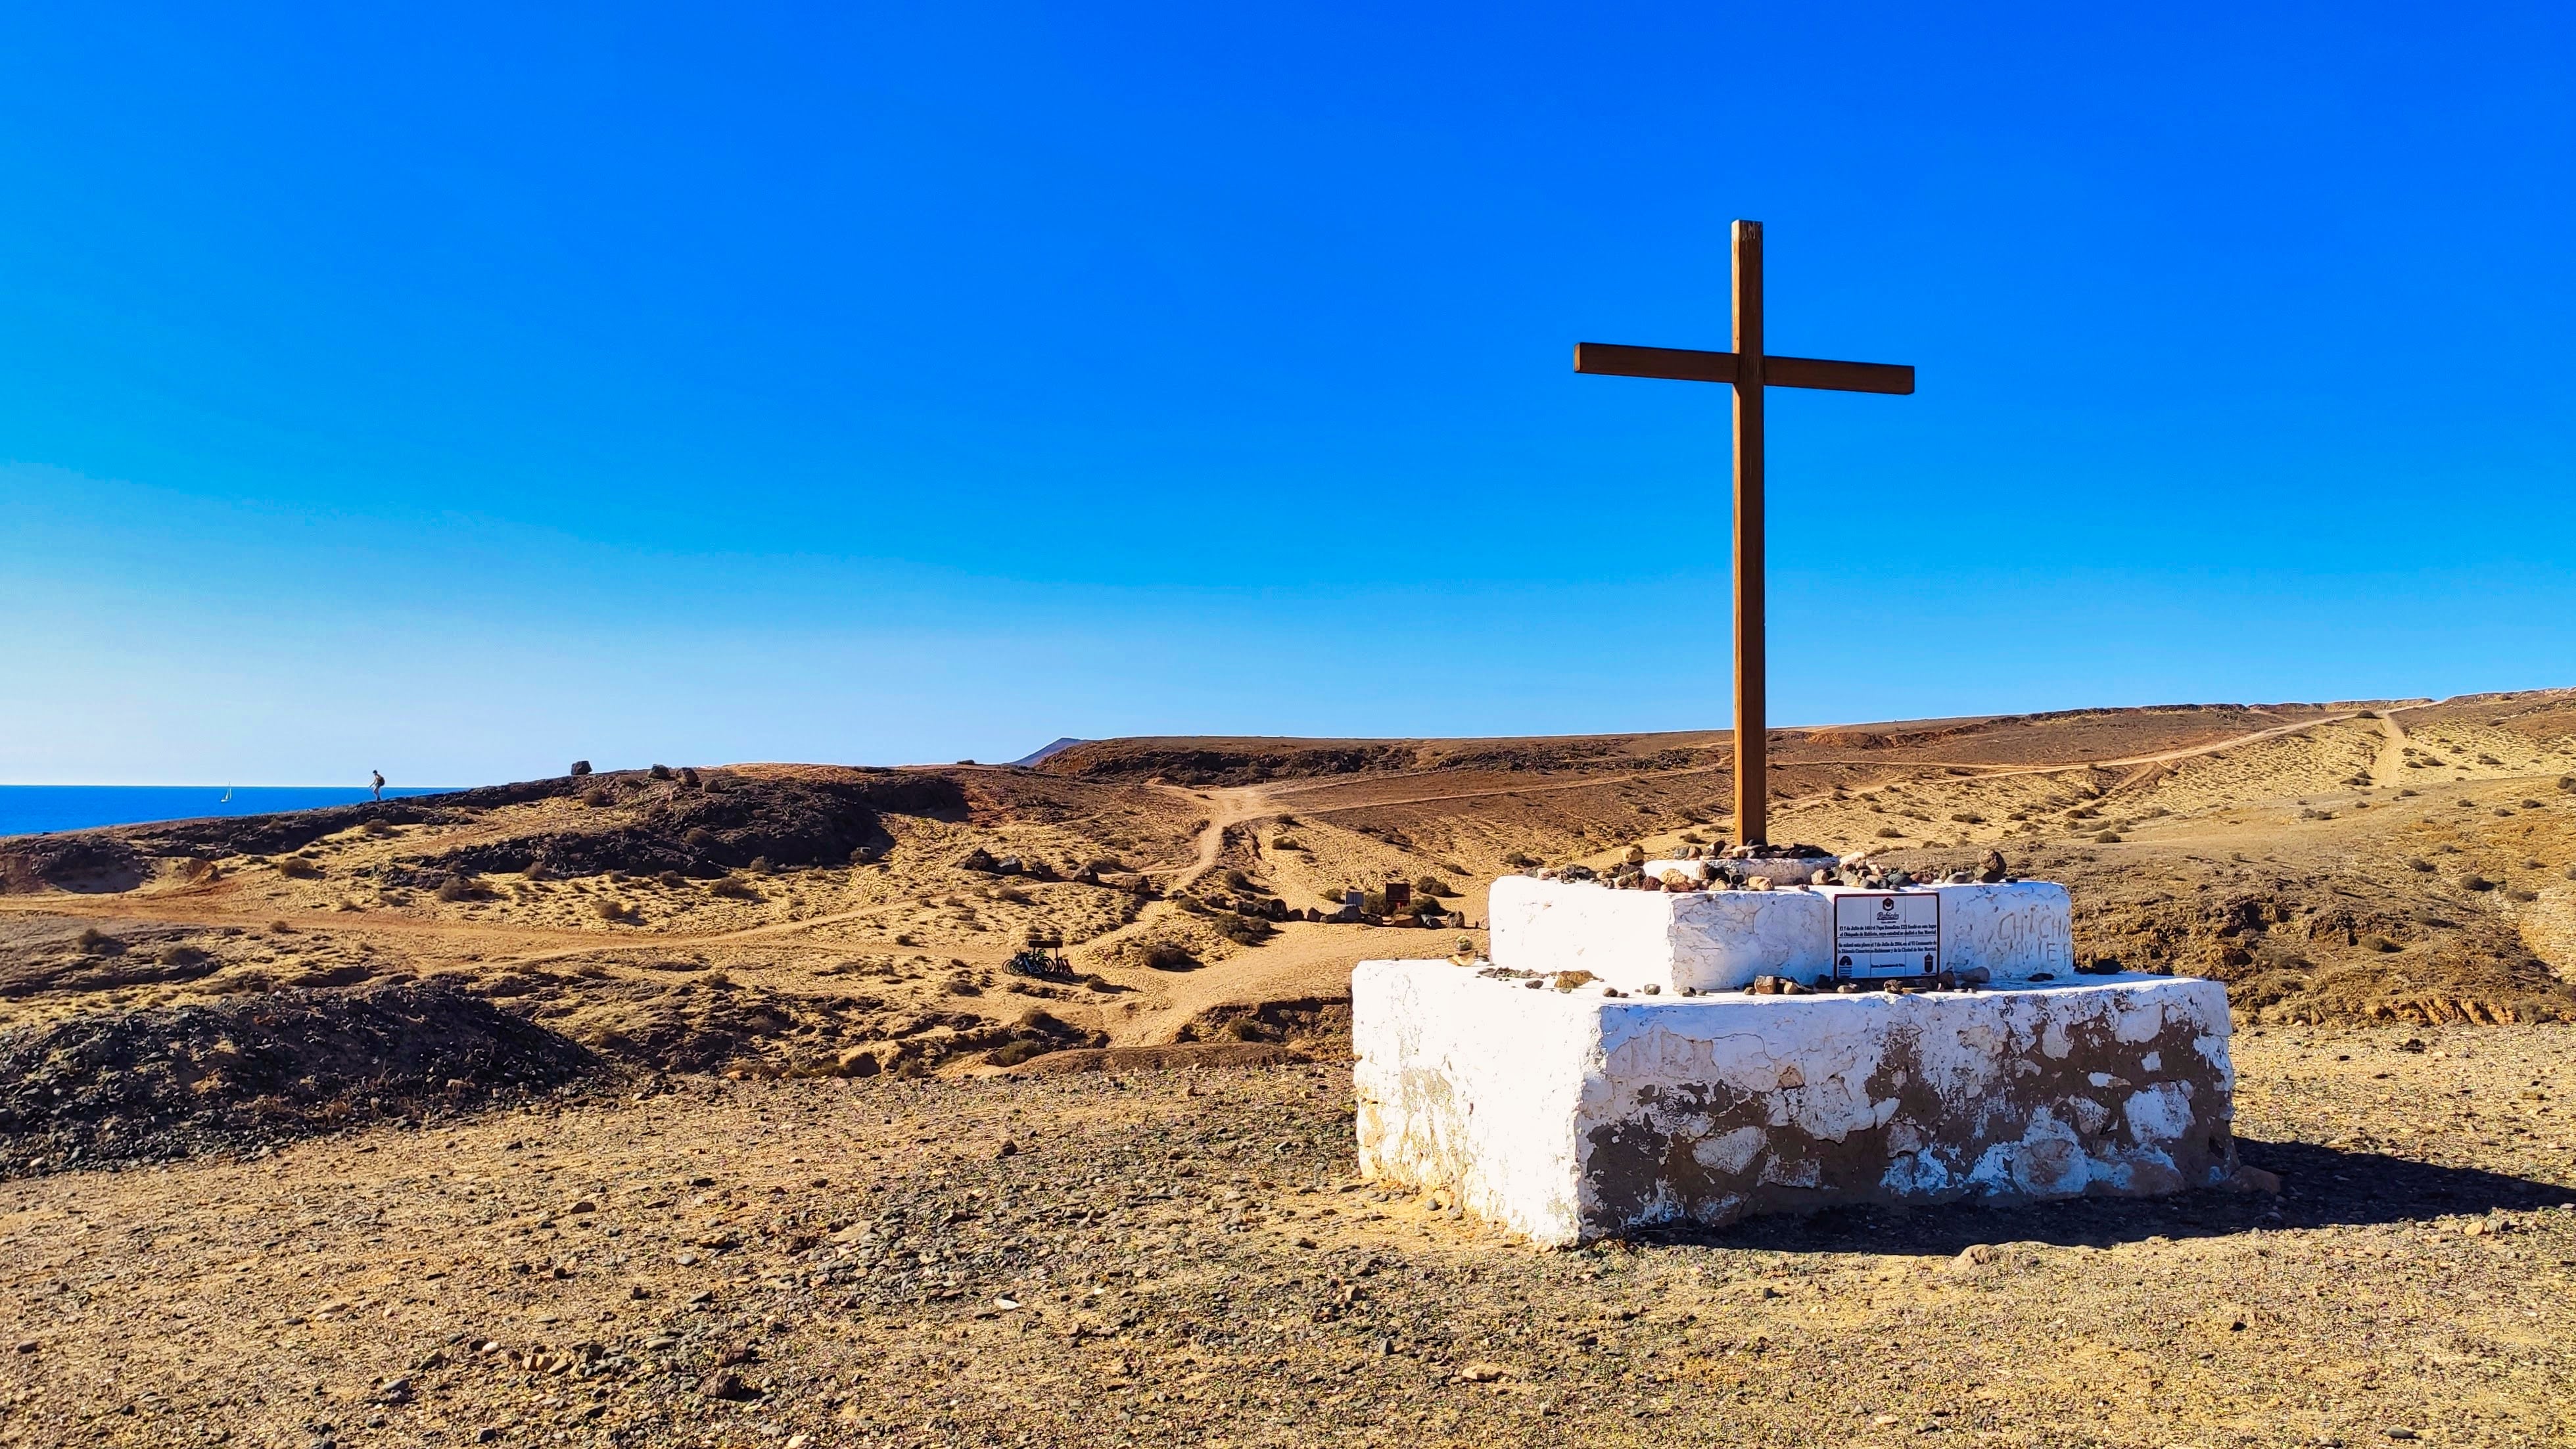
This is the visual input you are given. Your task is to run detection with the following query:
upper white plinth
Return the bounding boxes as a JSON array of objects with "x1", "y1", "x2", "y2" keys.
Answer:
[{"x1": 1487, "y1": 874, "x2": 2074, "y2": 993}]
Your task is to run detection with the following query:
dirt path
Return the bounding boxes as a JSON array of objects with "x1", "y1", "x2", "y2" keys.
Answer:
[
  {"x1": 1138, "y1": 784, "x2": 1276, "y2": 888},
  {"x1": 1261, "y1": 715, "x2": 2370, "y2": 822},
  {"x1": 1088, "y1": 710, "x2": 2379, "y2": 1037},
  {"x1": 1115, "y1": 920, "x2": 1459, "y2": 1046},
  {"x1": 1896, "y1": 712, "x2": 2370, "y2": 780},
  {"x1": 2370, "y1": 709, "x2": 2413, "y2": 789},
  {"x1": 1269, "y1": 766, "x2": 1725, "y2": 816},
  {"x1": 1044, "y1": 780, "x2": 1464, "y2": 1047}
]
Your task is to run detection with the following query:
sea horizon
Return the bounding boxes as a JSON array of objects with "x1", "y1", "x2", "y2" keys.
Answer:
[{"x1": 0, "y1": 784, "x2": 469, "y2": 838}]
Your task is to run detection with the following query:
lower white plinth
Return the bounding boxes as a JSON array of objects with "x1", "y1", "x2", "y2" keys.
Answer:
[{"x1": 1352, "y1": 959, "x2": 2236, "y2": 1247}]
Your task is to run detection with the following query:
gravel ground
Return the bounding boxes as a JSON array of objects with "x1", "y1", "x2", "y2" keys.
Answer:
[{"x1": 1, "y1": 1026, "x2": 2571, "y2": 1449}]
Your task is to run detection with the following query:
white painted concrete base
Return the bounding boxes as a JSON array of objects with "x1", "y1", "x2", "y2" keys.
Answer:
[
  {"x1": 1487, "y1": 875, "x2": 2074, "y2": 992},
  {"x1": 1353, "y1": 959, "x2": 2235, "y2": 1246}
]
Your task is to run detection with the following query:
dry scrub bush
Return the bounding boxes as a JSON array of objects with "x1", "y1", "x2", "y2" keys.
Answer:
[{"x1": 1215, "y1": 914, "x2": 1273, "y2": 947}]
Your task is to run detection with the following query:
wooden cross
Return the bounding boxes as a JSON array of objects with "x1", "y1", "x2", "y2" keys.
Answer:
[{"x1": 1575, "y1": 220, "x2": 1912, "y2": 847}]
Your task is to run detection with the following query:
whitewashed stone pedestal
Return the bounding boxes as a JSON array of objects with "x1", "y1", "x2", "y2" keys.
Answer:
[{"x1": 1353, "y1": 876, "x2": 2236, "y2": 1247}]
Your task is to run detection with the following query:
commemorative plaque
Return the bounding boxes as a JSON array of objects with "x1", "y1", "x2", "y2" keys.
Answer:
[{"x1": 1832, "y1": 890, "x2": 1939, "y2": 978}]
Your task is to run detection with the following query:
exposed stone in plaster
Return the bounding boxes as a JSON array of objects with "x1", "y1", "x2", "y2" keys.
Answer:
[{"x1": 1354, "y1": 958, "x2": 2234, "y2": 1247}]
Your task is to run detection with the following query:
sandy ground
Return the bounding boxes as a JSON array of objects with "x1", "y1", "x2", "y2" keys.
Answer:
[{"x1": 3, "y1": 1025, "x2": 2572, "y2": 1448}]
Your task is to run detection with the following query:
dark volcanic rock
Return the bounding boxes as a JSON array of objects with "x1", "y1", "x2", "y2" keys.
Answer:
[
  {"x1": 3, "y1": 769, "x2": 972, "y2": 892},
  {"x1": 0, "y1": 982, "x2": 599, "y2": 1173},
  {"x1": 112, "y1": 773, "x2": 714, "y2": 861},
  {"x1": 419, "y1": 773, "x2": 966, "y2": 880},
  {"x1": 0, "y1": 836, "x2": 147, "y2": 895}
]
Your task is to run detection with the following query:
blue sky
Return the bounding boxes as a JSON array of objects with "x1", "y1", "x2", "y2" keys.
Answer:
[{"x1": 2, "y1": 3, "x2": 2569, "y2": 784}]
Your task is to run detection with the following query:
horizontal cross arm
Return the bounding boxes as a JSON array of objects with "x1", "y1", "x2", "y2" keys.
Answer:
[{"x1": 1573, "y1": 342, "x2": 1913, "y2": 396}]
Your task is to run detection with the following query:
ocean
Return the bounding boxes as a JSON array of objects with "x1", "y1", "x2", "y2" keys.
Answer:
[{"x1": 0, "y1": 786, "x2": 465, "y2": 838}]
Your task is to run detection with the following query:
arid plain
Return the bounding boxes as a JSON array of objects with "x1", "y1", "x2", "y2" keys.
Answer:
[{"x1": 3, "y1": 691, "x2": 2574, "y2": 1447}]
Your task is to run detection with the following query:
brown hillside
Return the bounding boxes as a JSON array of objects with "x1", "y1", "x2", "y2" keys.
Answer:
[{"x1": 0, "y1": 690, "x2": 2569, "y2": 1107}]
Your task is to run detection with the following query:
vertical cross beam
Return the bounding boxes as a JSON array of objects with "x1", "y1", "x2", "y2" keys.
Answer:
[
  {"x1": 1572, "y1": 222, "x2": 1910, "y2": 852},
  {"x1": 1731, "y1": 220, "x2": 1767, "y2": 846}
]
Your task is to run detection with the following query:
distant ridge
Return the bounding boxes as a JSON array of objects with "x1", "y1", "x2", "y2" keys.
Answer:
[{"x1": 1008, "y1": 738, "x2": 1088, "y2": 769}]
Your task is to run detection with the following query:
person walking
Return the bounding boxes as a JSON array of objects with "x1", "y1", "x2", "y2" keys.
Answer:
[{"x1": 371, "y1": 769, "x2": 385, "y2": 802}]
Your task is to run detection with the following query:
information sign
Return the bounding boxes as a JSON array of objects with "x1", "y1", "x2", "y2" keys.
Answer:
[{"x1": 1833, "y1": 891, "x2": 1940, "y2": 978}]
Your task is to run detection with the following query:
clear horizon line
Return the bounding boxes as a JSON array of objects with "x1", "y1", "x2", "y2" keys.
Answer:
[{"x1": 0, "y1": 782, "x2": 473, "y2": 792}]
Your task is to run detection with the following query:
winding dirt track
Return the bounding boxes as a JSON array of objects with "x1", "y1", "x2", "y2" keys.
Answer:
[
  {"x1": 1067, "y1": 711, "x2": 2393, "y2": 1043},
  {"x1": 1248, "y1": 713, "x2": 2371, "y2": 822}
]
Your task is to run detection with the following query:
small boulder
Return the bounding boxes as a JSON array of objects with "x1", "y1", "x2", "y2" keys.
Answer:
[
  {"x1": 1950, "y1": 1243, "x2": 2002, "y2": 1277},
  {"x1": 2222, "y1": 1165, "x2": 2282, "y2": 1195}
]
